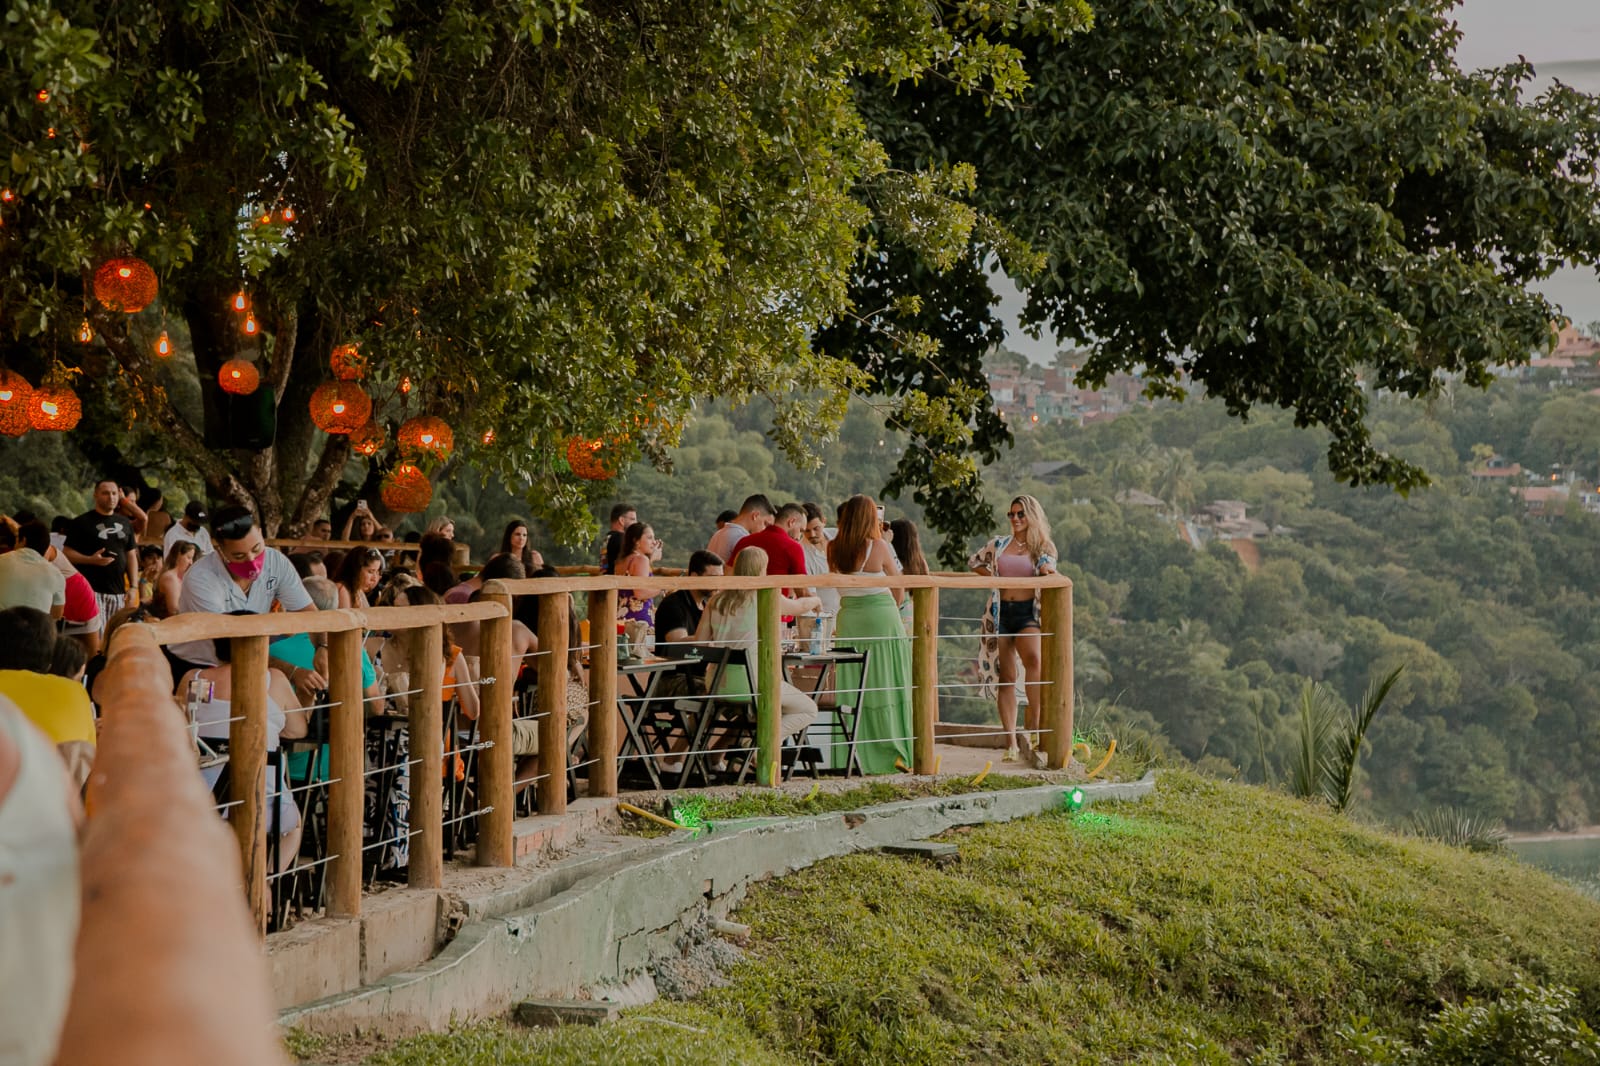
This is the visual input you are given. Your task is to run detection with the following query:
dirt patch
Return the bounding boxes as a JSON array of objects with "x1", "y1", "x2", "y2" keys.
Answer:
[{"x1": 650, "y1": 912, "x2": 746, "y2": 1001}]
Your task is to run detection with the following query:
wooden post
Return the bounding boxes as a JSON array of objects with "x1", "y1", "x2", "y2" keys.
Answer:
[
  {"x1": 536, "y1": 591, "x2": 570, "y2": 815},
  {"x1": 326, "y1": 627, "x2": 366, "y2": 916},
  {"x1": 476, "y1": 590, "x2": 515, "y2": 866},
  {"x1": 1040, "y1": 583, "x2": 1074, "y2": 771},
  {"x1": 911, "y1": 586, "x2": 939, "y2": 775},
  {"x1": 586, "y1": 589, "x2": 619, "y2": 798},
  {"x1": 755, "y1": 587, "x2": 782, "y2": 787},
  {"x1": 229, "y1": 634, "x2": 270, "y2": 935},
  {"x1": 407, "y1": 623, "x2": 444, "y2": 889}
]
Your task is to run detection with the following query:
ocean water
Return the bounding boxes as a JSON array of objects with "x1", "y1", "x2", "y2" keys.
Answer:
[{"x1": 1509, "y1": 835, "x2": 1600, "y2": 899}]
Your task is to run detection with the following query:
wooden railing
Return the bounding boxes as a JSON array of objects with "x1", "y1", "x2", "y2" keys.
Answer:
[{"x1": 105, "y1": 570, "x2": 1072, "y2": 933}]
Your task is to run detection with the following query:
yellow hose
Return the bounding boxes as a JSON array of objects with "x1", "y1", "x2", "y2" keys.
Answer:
[
  {"x1": 933, "y1": 755, "x2": 942, "y2": 775},
  {"x1": 803, "y1": 783, "x2": 820, "y2": 803},
  {"x1": 618, "y1": 802, "x2": 684, "y2": 831},
  {"x1": 1073, "y1": 741, "x2": 1092, "y2": 763},
  {"x1": 1086, "y1": 738, "x2": 1117, "y2": 780},
  {"x1": 970, "y1": 761, "x2": 993, "y2": 787}
]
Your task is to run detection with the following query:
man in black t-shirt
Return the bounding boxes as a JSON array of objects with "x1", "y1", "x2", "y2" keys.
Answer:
[
  {"x1": 654, "y1": 549, "x2": 723, "y2": 656},
  {"x1": 64, "y1": 479, "x2": 143, "y2": 621}
]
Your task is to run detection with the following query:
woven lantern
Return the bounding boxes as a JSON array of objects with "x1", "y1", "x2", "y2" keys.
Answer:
[
  {"x1": 565, "y1": 435, "x2": 621, "y2": 481},
  {"x1": 309, "y1": 381, "x2": 371, "y2": 434},
  {"x1": 329, "y1": 343, "x2": 366, "y2": 381},
  {"x1": 0, "y1": 369, "x2": 33, "y2": 437},
  {"x1": 218, "y1": 359, "x2": 260, "y2": 395},
  {"x1": 398, "y1": 415, "x2": 453, "y2": 458},
  {"x1": 92, "y1": 257, "x2": 159, "y2": 313},
  {"x1": 28, "y1": 385, "x2": 82, "y2": 432},
  {"x1": 380, "y1": 462, "x2": 432, "y2": 513},
  {"x1": 350, "y1": 418, "x2": 386, "y2": 456}
]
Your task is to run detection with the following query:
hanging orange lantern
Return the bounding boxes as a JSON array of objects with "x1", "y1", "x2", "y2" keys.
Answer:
[
  {"x1": 481, "y1": 429, "x2": 494, "y2": 445},
  {"x1": 309, "y1": 381, "x2": 372, "y2": 434},
  {"x1": 154, "y1": 331, "x2": 172, "y2": 357},
  {"x1": 349, "y1": 419, "x2": 386, "y2": 456},
  {"x1": 398, "y1": 415, "x2": 453, "y2": 458},
  {"x1": 218, "y1": 359, "x2": 259, "y2": 395},
  {"x1": 0, "y1": 370, "x2": 33, "y2": 437},
  {"x1": 76, "y1": 319, "x2": 95, "y2": 344},
  {"x1": 232, "y1": 291, "x2": 248, "y2": 312},
  {"x1": 28, "y1": 385, "x2": 81, "y2": 431},
  {"x1": 565, "y1": 436, "x2": 621, "y2": 481},
  {"x1": 92, "y1": 257, "x2": 159, "y2": 313},
  {"x1": 242, "y1": 314, "x2": 259, "y2": 336},
  {"x1": 380, "y1": 462, "x2": 432, "y2": 513},
  {"x1": 281, "y1": 205, "x2": 297, "y2": 222},
  {"x1": 329, "y1": 343, "x2": 366, "y2": 381}
]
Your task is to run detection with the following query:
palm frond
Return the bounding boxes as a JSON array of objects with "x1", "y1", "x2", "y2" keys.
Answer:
[
  {"x1": 1289, "y1": 681, "x2": 1342, "y2": 803},
  {"x1": 1327, "y1": 664, "x2": 1405, "y2": 813}
]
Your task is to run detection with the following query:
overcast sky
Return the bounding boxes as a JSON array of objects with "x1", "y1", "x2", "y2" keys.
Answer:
[{"x1": 996, "y1": 0, "x2": 1600, "y2": 359}]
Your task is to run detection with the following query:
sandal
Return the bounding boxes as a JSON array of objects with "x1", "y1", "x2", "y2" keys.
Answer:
[{"x1": 1003, "y1": 746, "x2": 1019, "y2": 762}]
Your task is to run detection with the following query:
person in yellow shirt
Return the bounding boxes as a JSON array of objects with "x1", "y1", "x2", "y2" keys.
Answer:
[{"x1": 0, "y1": 607, "x2": 97, "y2": 788}]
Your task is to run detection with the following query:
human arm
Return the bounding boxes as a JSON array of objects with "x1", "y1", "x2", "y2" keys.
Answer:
[
  {"x1": 968, "y1": 539, "x2": 996, "y2": 577},
  {"x1": 872, "y1": 539, "x2": 905, "y2": 605},
  {"x1": 125, "y1": 543, "x2": 141, "y2": 607},
  {"x1": 119, "y1": 495, "x2": 149, "y2": 536},
  {"x1": 778, "y1": 592, "x2": 822, "y2": 617},
  {"x1": 451, "y1": 651, "x2": 480, "y2": 721},
  {"x1": 269, "y1": 669, "x2": 309, "y2": 740}
]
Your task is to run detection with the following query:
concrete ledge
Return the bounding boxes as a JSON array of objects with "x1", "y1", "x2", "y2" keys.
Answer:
[
  {"x1": 360, "y1": 889, "x2": 442, "y2": 985},
  {"x1": 280, "y1": 773, "x2": 1156, "y2": 1036},
  {"x1": 266, "y1": 918, "x2": 361, "y2": 1010}
]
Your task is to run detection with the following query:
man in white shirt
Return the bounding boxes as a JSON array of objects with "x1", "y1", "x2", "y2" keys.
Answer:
[
  {"x1": 162, "y1": 500, "x2": 213, "y2": 557},
  {"x1": 168, "y1": 505, "x2": 318, "y2": 685},
  {"x1": 705, "y1": 493, "x2": 775, "y2": 563},
  {"x1": 0, "y1": 522, "x2": 65, "y2": 619}
]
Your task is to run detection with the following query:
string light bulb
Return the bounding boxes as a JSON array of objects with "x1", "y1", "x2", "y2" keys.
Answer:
[
  {"x1": 280, "y1": 205, "x2": 296, "y2": 222},
  {"x1": 155, "y1": 331, "x2": 172, "y2": 357},
  {"x1": 1, "y1": 189, "x2": 13, "y2": 202},
  {"x1": 76, "y1": 319, "x2": 94, "y2": 344},
  {"x1": 482, "y1": 430, "x2": 494, "y2": 445},
  {"x1": 34, "y1": 89, "x2": 49, "y2": 103},
  {"x1": 399, "y1": 375, "x2": 412, "y2": 394},
  {"x1": 232, "y1": 291, "x2": 248, "y2": 312},
  {"x1": 243, "y1": 314, "x2": 258, "y2": 335}
]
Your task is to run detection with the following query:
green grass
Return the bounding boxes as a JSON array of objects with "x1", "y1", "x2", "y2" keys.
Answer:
[{"x1": 355, "y1": 771, "x2": 1600, "y2": 1064}]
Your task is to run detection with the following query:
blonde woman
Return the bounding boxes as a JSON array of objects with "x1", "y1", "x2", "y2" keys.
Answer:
[
  {"x1": 693, "y1": 547, "x2": 821, "y2": 756},
  {"x1": 969, "y1": 494, "x2": 1058, "y2": 765}
]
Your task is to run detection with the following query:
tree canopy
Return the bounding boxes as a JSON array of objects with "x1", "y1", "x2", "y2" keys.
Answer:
[
  {"x1": 844, "y1": 0, "x2": 1600, "y2": 557},
  {"x1": 3, "y1": 0, "x2": 1599, "y2": 552},
  {"x1": 0, "y1": 0, "x2": 1055, "y2": 538}
]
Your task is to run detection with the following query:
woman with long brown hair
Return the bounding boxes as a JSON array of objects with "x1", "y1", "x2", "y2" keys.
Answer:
[
  {"x1": 969, "y1": 493, "x2": 1058, "y2": 765},
  {"x1": 828, "y1": 495, "x2": 912, "y2": 774}
]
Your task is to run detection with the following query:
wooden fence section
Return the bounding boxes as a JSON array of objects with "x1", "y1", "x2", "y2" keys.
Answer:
[{"x1": 103, "y1": 571, "x2": 1072, "y2": 934}]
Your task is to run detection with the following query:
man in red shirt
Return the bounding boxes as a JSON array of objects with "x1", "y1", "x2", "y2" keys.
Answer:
[{"x1": 731, "y1": 501, "x2": 812, "y2": 597}]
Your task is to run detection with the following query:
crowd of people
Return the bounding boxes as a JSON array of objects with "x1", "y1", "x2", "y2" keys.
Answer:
[{"x1": 0, "y1": 475, "x2": 1061, "y2": 1064}]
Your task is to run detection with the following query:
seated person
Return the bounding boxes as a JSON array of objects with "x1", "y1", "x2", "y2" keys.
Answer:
[
  {"x1": 655, "y1": 549, "x2": 723, "y2": 656},
  {"x1": 0, "y1": 606, "x2": 98, "y2": 789},
  {"x1": 693, "y1": 548, "x2": 820, "y2": 753},
  {"x1": 175, "y1": 623, "x2": 308, "y2": 871},
  {"x1": 507, "y1": 607, "x2": 588, "y2": 794},
  {"x1": 270, "y1": 578, "x2": 382, "y2": 707}
]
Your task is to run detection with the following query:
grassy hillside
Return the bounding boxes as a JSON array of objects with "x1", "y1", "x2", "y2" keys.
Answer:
[{"x1": 347, "y1": 772, "x2": 1600, "y2": 1065}]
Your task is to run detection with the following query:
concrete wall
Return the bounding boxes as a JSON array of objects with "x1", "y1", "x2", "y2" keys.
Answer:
[{"x1": 280, "y1": 775, "x2": 1155, "y2": 1036}]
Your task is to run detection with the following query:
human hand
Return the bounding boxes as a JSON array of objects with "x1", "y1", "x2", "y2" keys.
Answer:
[
  {"x1": 91, "y1": 547, "x2": 114, "y2": 566},
  {"x1": 292, "y1": 665, "x2": 327, "y2": 691}
]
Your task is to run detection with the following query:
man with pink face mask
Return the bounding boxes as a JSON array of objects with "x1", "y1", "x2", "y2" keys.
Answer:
[{"x1": 167, "y1": 505, "x2": 317, "y2": 682}]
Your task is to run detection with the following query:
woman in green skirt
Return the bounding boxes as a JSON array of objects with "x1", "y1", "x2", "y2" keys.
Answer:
[{"x1": 828, "y1": 495, "x2": 912, "y2": 774}]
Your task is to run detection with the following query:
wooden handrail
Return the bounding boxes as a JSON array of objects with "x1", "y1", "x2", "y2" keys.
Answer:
[
  {"x1": 490, "y1": 571, "x2": 1073, "y2": 596},
  {"x1": 96, "y1": 567, "x2": 1075, "y2": 938},
  {"x1": 64, "y1": 625, "x2": 284, "y2": 1065},
  {"x1": 267, "y1": 538, "x2": 421, "y2": 553}
]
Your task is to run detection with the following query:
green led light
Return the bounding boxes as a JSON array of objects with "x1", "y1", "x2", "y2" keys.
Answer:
[
  {"x1": 1064, "y1": 787, "x2": 1086, "y2": 812},
  {"x1": 669, "y1": 797, "x2": 709, "y2": 832}
]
